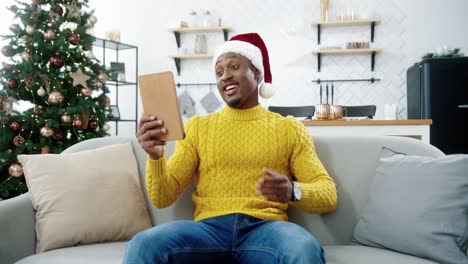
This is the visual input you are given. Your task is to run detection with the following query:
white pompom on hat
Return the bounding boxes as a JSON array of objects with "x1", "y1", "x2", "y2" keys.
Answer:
[{"x1": 213, "y1": 33, "x2": 275, "y2": 99}]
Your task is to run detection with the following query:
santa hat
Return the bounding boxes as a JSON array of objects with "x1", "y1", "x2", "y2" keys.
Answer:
[{"x1": 213, "y1": 33, "x2": 275, "y2": 99}]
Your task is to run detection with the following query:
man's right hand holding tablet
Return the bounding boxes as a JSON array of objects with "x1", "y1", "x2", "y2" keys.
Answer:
[{"x1": 136, "y1": 115, "x2": 167, "y2": 160}]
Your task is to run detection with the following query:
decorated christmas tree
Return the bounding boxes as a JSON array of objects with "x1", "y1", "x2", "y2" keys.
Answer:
[{"x1": 0, "y1": 0, "x2": 111, "y2": 200}]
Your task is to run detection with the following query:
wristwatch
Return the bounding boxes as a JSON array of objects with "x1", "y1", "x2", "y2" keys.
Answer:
[{"x1": 291, "y1": 182, "x2": 302, "y2": 201}]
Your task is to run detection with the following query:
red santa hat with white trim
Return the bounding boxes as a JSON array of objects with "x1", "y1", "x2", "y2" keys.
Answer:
[{"x1": 213, "y1": 33, "x2": 275, "y2": 99}]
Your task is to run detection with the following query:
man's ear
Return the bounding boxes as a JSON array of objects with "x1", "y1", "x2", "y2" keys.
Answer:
[{"x1": 252, "y1": 67, "x2": 261, "y2": 83}]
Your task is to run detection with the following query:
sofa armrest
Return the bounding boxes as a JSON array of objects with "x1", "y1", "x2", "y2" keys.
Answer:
[{"x1": 0, "y1": 193, "x2": 36, "y2": 263}]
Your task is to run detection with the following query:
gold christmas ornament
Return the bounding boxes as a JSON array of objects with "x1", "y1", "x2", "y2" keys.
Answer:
[
  {"x1": 61, "y1": 114, "x2": 71, "y2": 123},
  {"x1": 13, "y1": 135, "x2": 25, "y2": 146},
  {"x1": 40, "y1": 127, "x2": 54, "y2": 137},
  {"x1": 69, "y1": 68, "x2": 90, "y2": 87},
  {"x1": 9, "y1": 163, "x2": 23, "y2": 177},
  {"x1": 48, "y1": 91, "x2": 64, "y2": 105},
  {"x1": 9, "y1": 23, "x2": 19, "y2": 33},
  {"x1": 26, "y1": 25, "x2": 35, "y2": 35},
  {"x1": 24, "y1": 74, "x2": 34, "y2": 88},
  {"x1": 21, "y1": 51, "x2": 31, "y2": 61},
  {"x1": 102, "y1": 123, "x2": 110, "y2": 131},
  {"x1": 33, "y1": 105, "x2": 42, "y2": 115},
  {"x1": 98, "y1": 71, "x2": 109, "y2": 83},
  {"x1": 65, "y1": 3, "x2": 81, "y2": 19},
  {"x1": 88, "y1": 15, "x2": 97, "y2": 25},
  {"x1": 41, "y1": 145, "x2": 50, "y2": 154},
  {"x1": 87, "y1": 51, "x2": 95, "y2": 59},
  {"x1": 81, "y1": 87, "x2": 92, "y2": 97},
  {"x1": 37, "y1": 87, "x2": 46, "y2": 96},
  {"x1": 43, "y1": 29, "x2": 56, "y2": 41}
]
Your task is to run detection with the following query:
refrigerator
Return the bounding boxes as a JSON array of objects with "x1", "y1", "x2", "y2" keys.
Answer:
[{"x1": 407, "y1": 57, "x2": 468, "y2": 154}]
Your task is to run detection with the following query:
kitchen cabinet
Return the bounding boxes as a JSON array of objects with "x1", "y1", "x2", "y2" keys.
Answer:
[{"x1": 168, "y1": 26, "x2": 231, "y2": 75}]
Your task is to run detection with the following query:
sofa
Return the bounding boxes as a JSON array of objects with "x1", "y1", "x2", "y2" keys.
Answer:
[{"x1": 0, "y1": 135, "x2": 466, "y2": 264}]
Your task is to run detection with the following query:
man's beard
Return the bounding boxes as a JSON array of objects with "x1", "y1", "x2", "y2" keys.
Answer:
[{"x1": 226, "y1": 97, "x2": 242, "y2": 108}]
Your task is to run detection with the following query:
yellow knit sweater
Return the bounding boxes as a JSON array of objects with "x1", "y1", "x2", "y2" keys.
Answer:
[{"x1": 146, "y1": 105, "x2": 337, "y2": 221}]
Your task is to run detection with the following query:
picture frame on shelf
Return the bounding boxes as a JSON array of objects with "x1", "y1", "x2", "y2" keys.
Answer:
[
  {"x1": 110, "y1": 62, "x2": 126, "y2": 82},
  {"x1": 108, "y1": 105, "x2": 120, "y2": 121}
]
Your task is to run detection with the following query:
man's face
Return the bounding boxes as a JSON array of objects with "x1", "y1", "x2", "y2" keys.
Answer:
[{"x1": 215, "y1": 52, "x2": 260, "y2": 109}]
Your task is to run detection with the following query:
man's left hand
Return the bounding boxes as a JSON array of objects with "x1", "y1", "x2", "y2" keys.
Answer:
[{"x1": 256, "y1": 167, "x2": 293, "y2": 203}]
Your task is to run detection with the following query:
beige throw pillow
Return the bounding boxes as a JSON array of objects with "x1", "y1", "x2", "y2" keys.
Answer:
[{"x1": 18, "y1": 142, "x2": 151, "y2": 253}]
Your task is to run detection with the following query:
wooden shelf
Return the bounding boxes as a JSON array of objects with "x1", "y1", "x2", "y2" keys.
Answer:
[
  {"x1": 313, "y1": 48, "x2": 383, "y2": 72},
  {"x1": 169, "y1": 26, "x2": 231, "y2": 48},
  {"x1": 169, "y1": 26, "x2": 231, "y2": 33},
  {"x1": 312, "y1": 19, "x2": 381, "y2": 44},
  {"x1": 312, "y1": 19, "x2": 381, "y2": 27},
  {"x1": 169, "y1": 54, "x2": 213, "y2": 59},
  {"x1": 169, "y1": 54, "x2": 213, "y2": 75}
]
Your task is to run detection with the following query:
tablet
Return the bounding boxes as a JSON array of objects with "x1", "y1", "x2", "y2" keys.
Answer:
[{"x1": 138, "y1": 71, "x2": 185, "y2": 141}]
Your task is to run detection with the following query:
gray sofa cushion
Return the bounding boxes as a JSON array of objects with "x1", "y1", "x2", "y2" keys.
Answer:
[
  {"x1": 15, "y1": 242, "x2": 126, "y2": 264},
  {"x1": 352, "y1": 148, "x2": 468, "y2": 264},
  {"x1": 324, "y1": 245, "x2": 438, "y2": 264}
]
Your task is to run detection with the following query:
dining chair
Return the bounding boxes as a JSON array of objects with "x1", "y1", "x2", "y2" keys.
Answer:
[
  {"x1": 342, "y1": 105, "x2": 377, "y2": 119},
  {"x1": 268, "y1": 105, "x2": 316, "y2": 119}
]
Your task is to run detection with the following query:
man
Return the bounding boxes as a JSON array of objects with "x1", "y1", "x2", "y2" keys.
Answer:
[{"x1": 124, "y1": 33, "x2": 337, "y2": 264}]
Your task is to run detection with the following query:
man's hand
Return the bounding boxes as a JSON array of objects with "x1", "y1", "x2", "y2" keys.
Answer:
[
  {"x1": 256, "y1": 167, "x2": 293, "y2": 203},
  {"x1": 136, "y1": 115, "x2": 167, "y2": 160}
]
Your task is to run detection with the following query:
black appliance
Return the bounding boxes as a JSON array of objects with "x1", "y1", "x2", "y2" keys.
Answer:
[{"x1": 407, "y1": 57, "x2": 468, "y2": 154}]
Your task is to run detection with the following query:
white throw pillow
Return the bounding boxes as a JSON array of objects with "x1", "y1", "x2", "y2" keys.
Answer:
[
  {"x1": 18, "y1": 142, "x2": 151, "y2": 253},
  {"x1": 352, "y1": 147, "x2": 468, "y2": 264}
]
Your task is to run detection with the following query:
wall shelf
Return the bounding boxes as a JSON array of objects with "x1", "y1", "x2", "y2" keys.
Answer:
[
  {"x1": 168, "y1": 54, "x2": 213, "y2": 75},
  {"x1": 312, "y1": 19, "x2": 381, "y2": 44},
  {"x1": 92, "y1": 38, "x2": 138, "y2": 136},
  {"x1": 169, "y1": 26, "x2": 231, "y2": 48},
  {"x1": 312, "y1": 48, "x2": 383, "y2": 72}
]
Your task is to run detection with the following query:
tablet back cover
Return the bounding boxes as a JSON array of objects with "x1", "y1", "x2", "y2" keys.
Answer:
[{"x1": 138, "y1": 71, "x2": 185, "y2": 141}]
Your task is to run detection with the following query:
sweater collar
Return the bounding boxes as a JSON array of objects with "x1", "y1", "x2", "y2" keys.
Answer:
[{"x1": 220, "y1": 104, "x2": 267, "y2": 121}]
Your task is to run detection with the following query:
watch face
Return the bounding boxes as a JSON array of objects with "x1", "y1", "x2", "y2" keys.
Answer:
[{"x1": 293, "y1": 183, "x2": 302, "y2": 201}]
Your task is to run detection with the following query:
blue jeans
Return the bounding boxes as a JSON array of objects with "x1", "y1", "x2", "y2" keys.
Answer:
[{"x1": 123, "y1": 213, "x2": 325, "y2": 264}]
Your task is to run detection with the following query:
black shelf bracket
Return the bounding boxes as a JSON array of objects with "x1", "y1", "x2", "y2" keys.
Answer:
[
  {"x1": 371, "y1": 51, "x2": 376, "y2": 71},
  {"x1": 174, "y1": 58, "x2": 181, "y2": 75},
  {"x1": 313, "y1": 78, "x2": 381, "y2": 84},
  {"x1": 371, "y1": 22, "x2": 376, "y2": 42},
  {"x1": 223, "y1": 29, "x2": 229, "y2": 41},
  {"x1": 174, "y1": 32, "x2": 181, "y2": 48},
  {"x1": 317, "y1": 53, "x2": 322, "y2": 72},
  {"x1": 317, "y1": 24, "x2": 321, "y2": 45}
]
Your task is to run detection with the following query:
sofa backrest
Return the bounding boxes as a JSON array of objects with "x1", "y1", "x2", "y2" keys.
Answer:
[{"x1": 64, "y1": 135, "x2": 444, "y2": 246}]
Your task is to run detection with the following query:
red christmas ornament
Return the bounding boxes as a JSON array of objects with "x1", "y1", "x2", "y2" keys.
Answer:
[
  {"x1": 89, "y1": 121, "x2": 98, "y2": 129},
  {"x1": 50, "y1": 54, "x2": 64, "y2": 69},
  {"x1": 74, "y1": 118, "x2": 82, "y2": 128},
  {"x1": 54, "y1": 5, "x2": 63, "y2": 16},
  {"x1": 7, "y1": 79, "x2": 19, "y2": 89},
  {"x1": 69, "y1": 34, "x2": 80, "y2": 45},
  {"x1": 10, "y1": 121, "x2": 21, "y2": 131},
  {"x1": 1, "y1": 46, "x2": 13, "y2": 57},
  {"x1": 52, "y1": 131, "x2": 63, "y2": 140}
]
